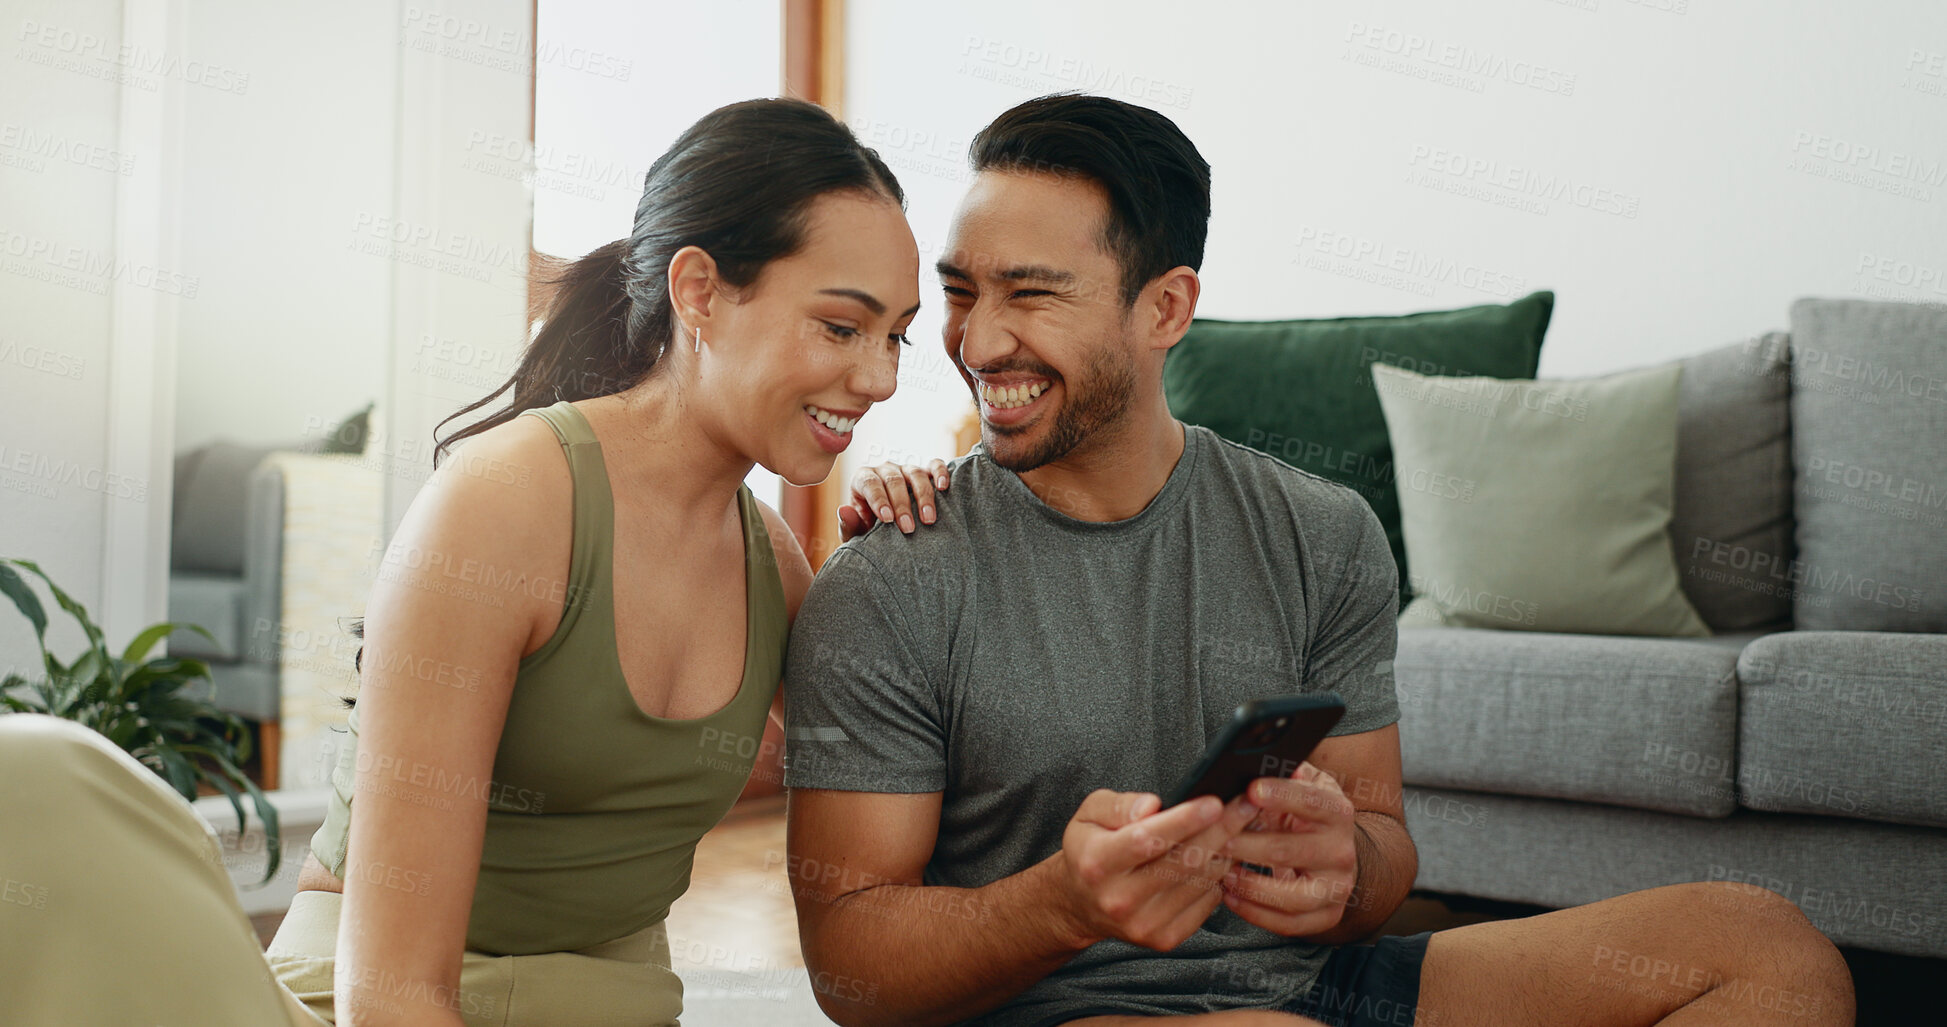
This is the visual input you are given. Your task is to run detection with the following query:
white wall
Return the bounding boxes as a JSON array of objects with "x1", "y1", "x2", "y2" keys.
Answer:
[
  {"x1": 0, "y1": 0, "x2": 535, "y2": 724},
  {"x1": 171, "y1": 0, "x2": 396, "y2": 453},
  {"x1": 841, "y1": 0, "x2": 1947, "y2": 477},
  {"x1": 1, "y1": 0, "x2": 145, "y2": 666}
]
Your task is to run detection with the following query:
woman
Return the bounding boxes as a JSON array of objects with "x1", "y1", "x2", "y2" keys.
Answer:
[{"x1": 0, "y1": 97, "x2": 918, "y2": 1027}]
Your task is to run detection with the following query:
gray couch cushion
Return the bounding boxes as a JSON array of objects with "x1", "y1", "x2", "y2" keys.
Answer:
[
  {"x1": 1789, "y1": 299, "x2": 1947, "y2": 631},
  {"x1": 1405, "y1": 786, "x2": 1947, "y2": 958},
  {"x1": 1671, "y1": 334, "x2": 1795, "y2": 632},
  {"x1": 1737, "y1": 631, "x2": 1947, "y2": 829},
  {"x1": 171, "y1": 441, "x2": 277, "y2": 575},
  {"x1": 1396, "y1": 627, "x2": 1754, "y2": 816},
  {"x1": 167, "y1": 573, "x2": 245, "y2": 658}
]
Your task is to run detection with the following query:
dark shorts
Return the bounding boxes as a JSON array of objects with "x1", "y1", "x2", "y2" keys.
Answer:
[{"x1": 1279, "y1": 930, "x2": 1431, "y2": 1027}]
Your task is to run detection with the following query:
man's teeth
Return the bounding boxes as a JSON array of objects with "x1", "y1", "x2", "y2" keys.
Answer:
[
  {"x1": 806, "y1": 405, "x2": 858, "y2": 433},
  {"x1": 979, "y1": 380, "x2": 1049, "y2": 409}
]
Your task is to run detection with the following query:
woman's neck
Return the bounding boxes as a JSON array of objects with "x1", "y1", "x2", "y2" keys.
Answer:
[{"x1": 594, "y1": 375, "x2": 754, "y2": 523}]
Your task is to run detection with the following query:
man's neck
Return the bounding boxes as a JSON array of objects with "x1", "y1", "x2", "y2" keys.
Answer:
[{"x1": 1015, "y1": 401, "x2": 1187, "y2": 523}]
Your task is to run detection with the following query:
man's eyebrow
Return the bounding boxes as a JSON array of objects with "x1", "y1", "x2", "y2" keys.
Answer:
[
  {"x1": 933, "y1": 261, "x2": 1076, "y2": 286},
  {"x1": 818, "y1": 287, "x2": 921, "y2": 318},
  {"x1": 999, "y1": 265, "x2": 1076, "y2": 286}
]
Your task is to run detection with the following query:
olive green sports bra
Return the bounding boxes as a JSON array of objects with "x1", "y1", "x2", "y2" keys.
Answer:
[{"x1": 311, "y1": 400, "x2": 788, "y2": 956}]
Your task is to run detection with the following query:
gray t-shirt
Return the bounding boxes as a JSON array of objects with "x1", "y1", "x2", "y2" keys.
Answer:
[{"x1": 782, "y1": 424, "x2": 1400, "y2": 1027}]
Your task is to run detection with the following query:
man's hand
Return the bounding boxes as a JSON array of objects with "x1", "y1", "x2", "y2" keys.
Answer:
[
  {"x1": 1218, "y1": 761, "x2": 1359, "y2": 938},
  {"x1": 838, "y1": 459, "x2": 951, "y2": 539},
  {"x1": 1053, "y1": 790, "x2": 1259, "y2": 951}
]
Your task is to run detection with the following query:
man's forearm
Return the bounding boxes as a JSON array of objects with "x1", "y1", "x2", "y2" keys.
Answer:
[
  {"x1": 1306, "y1": 811, "x2": 1417, "y2": 945},
  {"x1": 799, "y1": 853, "x2": 1095, "y2": 1027}
]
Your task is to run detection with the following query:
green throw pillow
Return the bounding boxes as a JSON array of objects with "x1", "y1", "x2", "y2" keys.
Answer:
[
  {"x1": 321, "y1": 401, "x2": 374, "y2": 455},
  {"x1": 1163, "y1": 291, "x2": 1553, "y2": 606},
  {"x1": 1372, "y1": 362, "x2": 1709, "y2": 637}
]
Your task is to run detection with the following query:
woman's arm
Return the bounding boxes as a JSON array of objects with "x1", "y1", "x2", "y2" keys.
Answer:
[
  {"x1": 335, "y1": 419, "x2": 571, "y2": 1027},
  {"x1": 757, "y1": 500, "x2": 813, "y2": 731}
]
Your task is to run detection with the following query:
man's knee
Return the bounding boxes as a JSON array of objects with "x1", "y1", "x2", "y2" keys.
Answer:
[{"x1": 1686, "y1": 882, "x2": 1852, "y2": 994}]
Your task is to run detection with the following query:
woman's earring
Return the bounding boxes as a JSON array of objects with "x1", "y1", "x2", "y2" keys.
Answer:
[{"x1": 694, "y1": 326, "x2": 703, "y2": 353}]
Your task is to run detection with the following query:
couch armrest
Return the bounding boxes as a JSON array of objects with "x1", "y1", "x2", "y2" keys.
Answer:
[
  {"x1": 256, "y1": 451, "x2": 384, "y2": 787},
  {"x1": 239, "y1": 462, "x2": 285, "y2": 666}
]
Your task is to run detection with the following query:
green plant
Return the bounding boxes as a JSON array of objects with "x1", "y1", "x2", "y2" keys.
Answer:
[{"x1": 0, "y1": 557, "x2": 280, "y2": 883}]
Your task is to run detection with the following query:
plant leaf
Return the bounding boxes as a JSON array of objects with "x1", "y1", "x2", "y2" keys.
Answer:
[
  {"x1": 122, "y1": 622, "x2": 217, "y2": 664},
  {"x1": 150, "y1": 745, "x2": 199, "y2": 803},
  {"x1": 8, "y1": 559, "x2": 105, "y2": 653},
  {"x1": 203, "y1": 751, "x2": 281, "y2": 884},
  {"x1": 0, "y1": 561, "x2": 48, "y2": 642}
]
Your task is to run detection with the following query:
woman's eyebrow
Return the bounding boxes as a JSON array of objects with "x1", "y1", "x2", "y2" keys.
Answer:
[{"x1": 817, "y1": 287, "x2": 920, "y2": 318}]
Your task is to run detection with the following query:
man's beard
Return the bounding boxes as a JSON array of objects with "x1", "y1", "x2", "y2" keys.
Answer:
[{"x1": 980, "y1": 341, "x2": 1138, "y2": 473}]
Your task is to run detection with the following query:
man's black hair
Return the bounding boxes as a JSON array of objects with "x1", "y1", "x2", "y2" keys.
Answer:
[{"x1": 969, "y1": 92, "x2": 1212, "y2": 306}]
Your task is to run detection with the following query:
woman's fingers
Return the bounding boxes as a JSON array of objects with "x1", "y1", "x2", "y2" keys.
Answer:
[
  {"x1": 843, "y1": 461, "x2": 951, "y2": 536},
  {"x1": 899, "y1": 464, "x2": 939, "y2": 527}
]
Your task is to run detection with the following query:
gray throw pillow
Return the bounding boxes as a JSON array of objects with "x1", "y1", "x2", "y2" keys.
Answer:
[
  {"x1": 1789, "y1": 298, "x2": 1947, "y2": 631},
  {"x1": 1670, "y1": 333, "x2": 1795, "y2": 632},
  {"x1": 1374, "y1": 362, "x2": 1710, "y2": 637},
  {"x1": 171, "y1": 441, "x2": 278, "y2": 575}
]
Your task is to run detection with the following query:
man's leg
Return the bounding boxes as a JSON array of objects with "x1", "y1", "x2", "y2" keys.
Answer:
[{"x1": 1416, "y1": 882, "x2": 1855, "y2": 1026}]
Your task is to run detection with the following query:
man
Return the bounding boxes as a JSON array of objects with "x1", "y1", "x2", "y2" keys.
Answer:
[{"x1": 781, "y1": 94, "x2": 1854, "y2": 1027}]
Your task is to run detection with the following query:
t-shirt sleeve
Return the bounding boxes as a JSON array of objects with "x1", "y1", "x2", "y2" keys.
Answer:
[
  {"x1": 781, "y1": 546, "x2": 947, "y2": 793},
  {"x1": 1309, "y1": 497, "x2": 1401, "y2": 736}
]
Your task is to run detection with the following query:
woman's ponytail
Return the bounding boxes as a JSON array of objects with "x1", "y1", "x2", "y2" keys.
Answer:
[{"x1": 430, "y1": 239, "x2": 651, "y2": 464}]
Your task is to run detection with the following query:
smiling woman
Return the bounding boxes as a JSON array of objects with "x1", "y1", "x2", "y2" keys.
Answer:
[{"x1": 0, "y1": 97, "x2": 919, "y2": 1027}]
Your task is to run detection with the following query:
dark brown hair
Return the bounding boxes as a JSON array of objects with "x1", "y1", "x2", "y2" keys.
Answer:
[
  {"x1": 347, "y1": 98, "x2": 902, "y2": 683},
  {"x1": 431, "y1": 97, "x2": 904, "y2": 465}
]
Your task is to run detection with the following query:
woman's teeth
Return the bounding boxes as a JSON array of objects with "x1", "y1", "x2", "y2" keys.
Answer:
[
  {"x1": 806, "y1": 405, "x2": 858, "y2": 433},
  {"x1": 980, "y1": 380, "x2": 1049, "y2": 410}
]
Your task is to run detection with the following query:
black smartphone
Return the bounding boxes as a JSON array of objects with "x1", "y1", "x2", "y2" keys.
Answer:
[{"x1": 1162, "y1": 693, "x2": 1346, "y2": 807}]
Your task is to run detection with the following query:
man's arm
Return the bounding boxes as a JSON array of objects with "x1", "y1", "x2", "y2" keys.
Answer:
[
  {"x1": 1220, "y1": 491, "x2": 1416, "y2": 941},
  {"x1": 789, "y1": 786, "x2": 1258, "y2": 1027}
]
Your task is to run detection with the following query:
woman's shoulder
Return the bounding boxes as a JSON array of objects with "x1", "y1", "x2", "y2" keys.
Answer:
[
  {"x1": 384, "y1": 413, "x2": 577, "y2": 601},
  {"x1": 754, "y1": 497, "x2": 813, "y2": 622}
]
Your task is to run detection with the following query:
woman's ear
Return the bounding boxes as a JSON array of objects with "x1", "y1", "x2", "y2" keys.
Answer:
[{"x1": 667, "y1": 245, "x2": 721, "y2": 332}]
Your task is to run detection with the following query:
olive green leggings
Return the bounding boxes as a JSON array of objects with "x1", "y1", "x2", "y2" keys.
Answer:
[{"x1": 0, "y1": 714, "x2": 682, "y2": 1026}]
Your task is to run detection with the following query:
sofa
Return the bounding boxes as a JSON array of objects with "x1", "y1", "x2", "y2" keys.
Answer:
[
  {"x1": 168, "y1": 407, "x2": 380, "y2": 789},
  {"x1": 1388, "y1": 301, "x2": 1947, "y2": 959}
]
